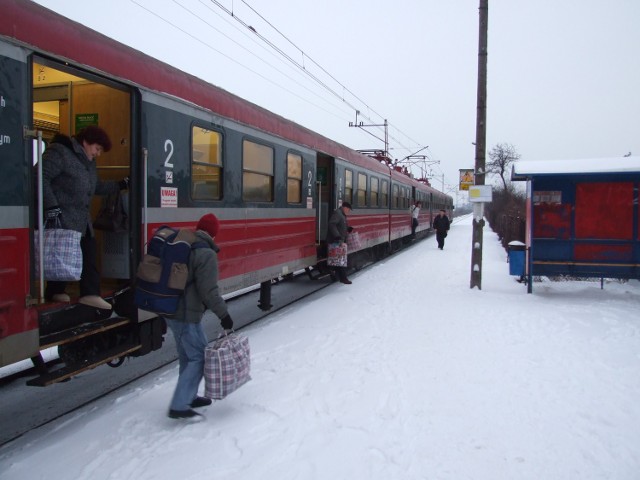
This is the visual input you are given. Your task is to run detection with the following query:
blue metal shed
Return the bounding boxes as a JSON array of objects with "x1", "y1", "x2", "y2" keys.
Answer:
[{"x1": 512, "y1": 157, "x2": 640, "y2": 293}]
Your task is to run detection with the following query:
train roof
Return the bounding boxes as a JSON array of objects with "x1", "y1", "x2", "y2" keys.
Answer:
[{"x1": 2, "y1": 0, "x2": 391, "y2": 176}]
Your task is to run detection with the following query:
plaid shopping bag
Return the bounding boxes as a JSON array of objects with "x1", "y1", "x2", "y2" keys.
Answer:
[
  {"x1": 34, "y1": 227, "x2": 83, "y2": 281},
  {"x1": 327, "y1": 241, "x2": 347, "y2": 267},
  {"x1": 204, "y1": 332, "x2": 251, "y2": 400}
]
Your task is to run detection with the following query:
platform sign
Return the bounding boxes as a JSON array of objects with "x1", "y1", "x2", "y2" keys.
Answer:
[{"x1": 468, "y1": 185, "x2": 492, "y2": 203}]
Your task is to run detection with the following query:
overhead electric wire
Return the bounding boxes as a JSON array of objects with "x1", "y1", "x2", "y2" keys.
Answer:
[
  {"x1": 128, "y1": 0, "x2": 452, "y2": 187},
  {"x1": 129, "y1": 0, "x2": 351, "y2": 122},
  {"x1": 193, "y1": 0, "x2": 355, "y2": 119},
  {"x1": 238, "y1": 0, "x2": 428, "y2": 159},
  {"x1": 208, "y1": 0, "x2": 368, "y2": 121},
  {"x1": 212, "y1": 0, "x2": 421, "y2": 155}
]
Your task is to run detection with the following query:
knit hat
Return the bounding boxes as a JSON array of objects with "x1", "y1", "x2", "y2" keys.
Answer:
[{"x1": 196, "y1": 213, "x2": 220, "y2": 238}]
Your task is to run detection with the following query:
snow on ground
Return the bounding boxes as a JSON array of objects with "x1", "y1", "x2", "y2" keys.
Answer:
[{"x1": 1, "y1": 215, "x2": 640, "y2": 480}]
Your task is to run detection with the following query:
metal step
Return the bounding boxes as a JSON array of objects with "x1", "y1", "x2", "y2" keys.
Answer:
[
  {"x1": 40, "y1": 316, "x2": 132, "y2": 350},
  {"x1": 26, "y1": 343, "x2": 141, "y2": 387},
  {"x1": 305, "y1": 265, "x2": 332, "y2": 281}
]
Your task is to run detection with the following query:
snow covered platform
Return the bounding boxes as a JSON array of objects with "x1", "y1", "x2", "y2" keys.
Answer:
[{"x1": 2, "y1": 215, "x2": 640, "y2": 479}]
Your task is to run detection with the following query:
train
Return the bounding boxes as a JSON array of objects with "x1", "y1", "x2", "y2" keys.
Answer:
[{"x1": 0, "y1": 0, "x2": 453, "y2": 386}]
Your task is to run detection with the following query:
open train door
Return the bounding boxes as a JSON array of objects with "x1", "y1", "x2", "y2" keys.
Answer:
[
  {"x1": 316, "y1": 153, "x2": 335, "y2": 245},
  {"x1": 31, "y1": 57, "x2": 134, "y2": 304}
]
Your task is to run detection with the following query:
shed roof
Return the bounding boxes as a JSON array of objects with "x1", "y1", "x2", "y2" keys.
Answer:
[{"x1": 511, "y1": 156, "x2": 640, "y2": 181}]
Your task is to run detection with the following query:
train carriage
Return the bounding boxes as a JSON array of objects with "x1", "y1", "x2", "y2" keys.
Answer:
[{"x1": 0, "y1": 0, "x2": 452, "y2": 384}]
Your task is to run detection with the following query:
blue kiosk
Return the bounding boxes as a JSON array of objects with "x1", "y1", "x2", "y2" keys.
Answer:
[{"x1": 511, "y1": 157, "x2": 640, "y2": 293}]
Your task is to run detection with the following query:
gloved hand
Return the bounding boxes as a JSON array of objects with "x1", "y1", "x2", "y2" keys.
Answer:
[
  {"x1": 347, "y1": 226, "x2": 354, "y2": 233},
  {"x1": 119, "y1": 177, "x2": 130, "y2": 190},
  {"x1": 45, "y1": 206, "x2": 62, "y2": 221},
  {"x1": 220, "y1": 313, "x2": 233, "y2": 330}
]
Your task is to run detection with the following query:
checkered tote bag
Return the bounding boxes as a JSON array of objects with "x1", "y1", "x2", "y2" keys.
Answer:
[
  {"x1": 34, "y1": 222, "x2": 82, "y2": 281},
  {"x1": 204, "y1": 332, "x2": 251, "y2": 400}
]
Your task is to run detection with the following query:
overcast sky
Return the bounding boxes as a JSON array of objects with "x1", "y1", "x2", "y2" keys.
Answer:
[{"x1": 33, "y1": 0, "x2": 640, "y2": 196}]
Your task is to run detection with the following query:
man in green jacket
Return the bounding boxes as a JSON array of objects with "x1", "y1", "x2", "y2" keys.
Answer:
[{"x1": 167, "y1": 213, "x2": 233, "y2": 419}]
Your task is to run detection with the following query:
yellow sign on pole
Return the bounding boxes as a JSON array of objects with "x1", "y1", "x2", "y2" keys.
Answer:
[{"x1": 459, "y1": 169, "x2": 474, "y2": 191}]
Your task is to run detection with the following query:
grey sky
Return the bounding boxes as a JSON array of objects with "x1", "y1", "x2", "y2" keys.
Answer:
[{"x1": 33, "y1": 0, "x2": 640, "y2": 196}]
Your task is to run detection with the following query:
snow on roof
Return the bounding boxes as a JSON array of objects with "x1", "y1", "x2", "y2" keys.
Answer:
[{"x1": 512, "y1": 156, "x2": 640, "y2": 180}]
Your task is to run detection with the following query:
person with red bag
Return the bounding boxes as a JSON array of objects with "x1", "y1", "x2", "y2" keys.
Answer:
[{"x1": 326, "y1": 201, "x2": 353, "y2": 284}]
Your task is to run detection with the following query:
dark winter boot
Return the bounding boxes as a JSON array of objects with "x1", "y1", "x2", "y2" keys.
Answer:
[{"x1": 338, "y1": 268, "x2": 352, "y2": 285}]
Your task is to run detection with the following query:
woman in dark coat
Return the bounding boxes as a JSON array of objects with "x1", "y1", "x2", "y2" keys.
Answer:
[
  {"x1": 41, "y1": 126, "x2": 126, "y2": 309},
  {"x1": 432, "y1": 209, "x2": 451, "y2": 250}
]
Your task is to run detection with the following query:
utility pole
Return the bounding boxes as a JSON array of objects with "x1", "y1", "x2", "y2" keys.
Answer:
[{"x1": 470, "y1": 0, "x2": 488, "y2": 289}]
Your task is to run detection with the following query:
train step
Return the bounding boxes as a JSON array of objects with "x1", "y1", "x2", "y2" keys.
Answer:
[
  {"x1": 305, "y1": 266, "x2": 332, "y2": 281},
  {"x1": 26, "y1": 342, "x2": 141, "y2": 387},
  {"x1": 39, "y1": 300, "x2": 115, "y2": 337},
  {"x1": 40, "y1": 316, "x2": 132, "y2": 350}
]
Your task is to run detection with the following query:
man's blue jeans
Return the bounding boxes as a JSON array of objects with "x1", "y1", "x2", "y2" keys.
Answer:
[{"x1": 165, "y1": 318, "x2": 208, "y2": 411}]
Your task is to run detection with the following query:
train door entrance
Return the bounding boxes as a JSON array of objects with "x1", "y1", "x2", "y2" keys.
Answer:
[
  {"x1": 31, "y1": 58, "x2": 133, "y2": 302},
  {"x1": 316, "y1": 153, "x2": 335, "y2": 244}
]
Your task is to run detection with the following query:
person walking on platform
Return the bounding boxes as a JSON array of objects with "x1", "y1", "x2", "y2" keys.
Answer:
[
  {"x1": 433, "y1": 209, "x2": 450, "y2": 250},
  {"x1": 166, "y1": 213, "x2": 234, "y2": 419},
  {"x1": 326, "y1": 201, "x2": 353, "y2": 284}
]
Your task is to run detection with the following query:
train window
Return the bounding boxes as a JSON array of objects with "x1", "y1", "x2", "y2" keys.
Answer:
[
  {"x1": 344, "y1": 169, "x2": 353, "y2": 204},
  {"x1": 381, "y1": 180, "x2": 389, "y2": 207},
  {"x1": 243, "y1": 140, "x2": 274, "y2": 202},
  {"x1": 392, "y1": 184, "x2": 399, "y2": 208},
  {"x1": 192, "y1": 127, "x2": 222, "y2": 200},
  {"x1": 404, "y1": 188, "x2": 410, "y2": 208},
  {"x1": 357, "y1": 173, "x2": 367, "y2": 207},
  {"x1": 287, "y1": 152, "x2": 302, "y2": 203},
  {"x1": 371, "y1": 177, "x2": 379, "y2": 206}
]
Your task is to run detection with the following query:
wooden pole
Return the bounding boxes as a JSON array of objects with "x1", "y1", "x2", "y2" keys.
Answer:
[{"x1": 470, "y1": 0, "x2": 488, "y2": 289}]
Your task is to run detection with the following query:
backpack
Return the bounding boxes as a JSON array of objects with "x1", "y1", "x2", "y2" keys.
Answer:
[{"x1": 134, "y1": 226, "x2": 209, "y2": 315}]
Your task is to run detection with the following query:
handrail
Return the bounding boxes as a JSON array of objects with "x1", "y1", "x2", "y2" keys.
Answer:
[
  {"x1": 35, "y1": 130, "x2": 44, "y2": 303},
  {"x1": 142, "y1": 147, "x2": 148, "y2": 249}
]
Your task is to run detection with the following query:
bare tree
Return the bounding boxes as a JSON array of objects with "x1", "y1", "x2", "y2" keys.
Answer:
[{"x1": 487, "y1": 143, "x2": 521, "y2": 190}]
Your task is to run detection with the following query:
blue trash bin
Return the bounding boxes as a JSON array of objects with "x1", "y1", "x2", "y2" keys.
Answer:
[{"x1": 508, "y1": 241, "x2": 525, "y2": 276}]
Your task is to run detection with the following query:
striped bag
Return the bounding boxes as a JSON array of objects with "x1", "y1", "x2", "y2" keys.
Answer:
[
  {"x1": 34, "y1": 225, "x2": 82, "y2": 281},
  {"x1": 204, "y1": 332, "x2": 251, "y2": 400}
]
